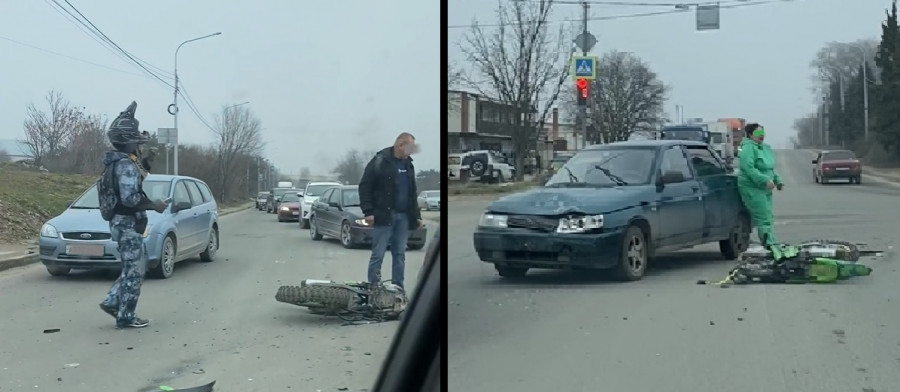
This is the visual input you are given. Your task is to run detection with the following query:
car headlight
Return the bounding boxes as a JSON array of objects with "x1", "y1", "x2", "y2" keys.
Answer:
[
  {"x1": 280, "y1": 206, "x2": 289, "y2": 212},
  {"x1": 143, "y1": 224, "x2": 152, "y2": 238},
  {"x1": 556, "y1": 214, "x2": 603, "y2": 234},
  {"x1": 354, "y1": 218, "x2": 370, "y2": 226},
  {"x1": 40, "y1": 223, "x2": 58, "y2": 238},
  {"x1": 478, "y1": 213, "x2": 508, "y2": 228}
]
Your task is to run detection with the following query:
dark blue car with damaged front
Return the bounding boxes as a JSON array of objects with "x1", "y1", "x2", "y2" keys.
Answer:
[{"x1": 473, "y1": 140, "x2": 751, "y2": 281}]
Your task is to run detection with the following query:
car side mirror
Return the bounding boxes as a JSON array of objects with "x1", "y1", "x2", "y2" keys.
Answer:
[
  {"x1": 328, "y1": 201, "x2": 340, "y2": 208},
  {"x1": 172, "y1": 201, "x2": 191, "y2": 213},
  {"x1": 658, "y1": 170, "x2": 686, "y2": 185},
  {"x1": 811, "y1": 159, "x2": 818, "y2": 164}
]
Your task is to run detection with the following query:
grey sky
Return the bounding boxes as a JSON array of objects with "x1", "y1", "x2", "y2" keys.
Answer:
[
  {"x1": 449, "y1": 0, "x2": 890, "y2": 149},
  {"x1": 0, "y1": 0, "x2": 439, "y2": 175}
]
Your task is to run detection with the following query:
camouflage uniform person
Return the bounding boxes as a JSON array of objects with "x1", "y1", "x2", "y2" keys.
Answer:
[{"x1": 97, "y1": 102, "x2": 169, "y2": 329}]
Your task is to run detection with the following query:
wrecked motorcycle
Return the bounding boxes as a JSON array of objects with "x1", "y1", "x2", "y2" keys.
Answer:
[
  {"x1": 700, "y1": 239, "x2": 875, "y2": 286},
  {"x1": 275, "y1": 279, "x2": 409, "y2": 323}
]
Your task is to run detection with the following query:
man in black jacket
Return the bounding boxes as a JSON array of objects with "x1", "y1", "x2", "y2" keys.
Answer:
[{"x1": 359, "y1": 132, "x2": 423, "y2": 290}]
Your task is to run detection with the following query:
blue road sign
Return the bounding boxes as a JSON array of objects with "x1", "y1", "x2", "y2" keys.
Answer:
[{"x1": 571, "y1": 56, "x2": 597, "y2": 80}]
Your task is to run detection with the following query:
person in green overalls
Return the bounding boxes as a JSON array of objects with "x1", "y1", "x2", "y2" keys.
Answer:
[{"x1": 737, "y1": 123, "x2": 784, "y2": 247}]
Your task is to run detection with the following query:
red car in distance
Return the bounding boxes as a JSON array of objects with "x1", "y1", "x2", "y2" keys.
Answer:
[{"x1": 813, "y1": 150, "x2": 862, "y2": 184}]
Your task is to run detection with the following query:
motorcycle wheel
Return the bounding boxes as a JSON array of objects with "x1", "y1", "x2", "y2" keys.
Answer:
[{"x1": 275, "y1": 285, "x2": 355, "y2": 312}]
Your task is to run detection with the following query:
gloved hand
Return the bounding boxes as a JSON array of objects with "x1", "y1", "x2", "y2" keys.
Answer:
[
  {"x1": 776, "y1": 183, "x2": 784, "y2": 191},
  {"x1": 152, "y1": 199, "x2": 170, "y2": 213}
]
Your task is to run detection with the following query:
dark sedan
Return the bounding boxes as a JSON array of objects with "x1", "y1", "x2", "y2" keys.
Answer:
[
  {"x1": 308, "y1": 185, "x2": 427, "y2": 250},
  {"x1": 473, "y1": 140, "x2": 751, "y2": 281}
]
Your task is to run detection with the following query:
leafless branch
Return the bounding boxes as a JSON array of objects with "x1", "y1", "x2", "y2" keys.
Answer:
[
  {"x1": 458, "y1": 0, "x2": 571, "y2": 180},
  {"x1": 213, "y1": 105, "x2": 265, "y2": 201}
]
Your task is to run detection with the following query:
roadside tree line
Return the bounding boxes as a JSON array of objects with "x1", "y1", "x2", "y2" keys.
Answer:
[
  {"x1": 13, "y1": 90, "x2": 280, "y2": 204},
  {"x1": 330, "y1": 149, "x2": 440, "y2": 191},
  {"x1": 454, "y1": 0, "x2": 670, "y2": 180},
  {"x1": 795, "y1": 0, "x2": 900, "y2": 166}
]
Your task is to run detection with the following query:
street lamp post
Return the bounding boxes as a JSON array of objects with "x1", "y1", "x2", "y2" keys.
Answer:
[{"x1": 171, "y1": 32, "x2": 222, "y2": 175}]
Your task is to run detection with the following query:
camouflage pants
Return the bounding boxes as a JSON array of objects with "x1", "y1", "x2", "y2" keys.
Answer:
[{"x1": 102, "y1": 216, "x2": 146, "y2": 326}]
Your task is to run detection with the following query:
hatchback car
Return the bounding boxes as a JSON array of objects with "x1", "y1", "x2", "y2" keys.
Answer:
[
  {"x1": 256, "y1": 191, "x2": 269, "y2": 210},
  {"x1": 417, "y1": 190, "x2": 441, "y2": 211},
  {"x1": 813, "y1": 150, "x2": 862, "y2": 184},
  {"x1": 38, "y1": 174, "x2": 220, "y2": 279},
  {"x1": 308, "y1": 185, "x2": 427, "y2": 249}
]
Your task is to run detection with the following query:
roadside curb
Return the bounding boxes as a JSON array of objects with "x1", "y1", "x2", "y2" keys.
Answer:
[
  {"x1": 219, "y1": 202, "x2": 254, "y2": 216},
  {"x1": 0, "y1": 252, "x2": 39, "y2": 274},
  {"x1": 0, "y1": 202, "x2": 256, "y2": 274}
]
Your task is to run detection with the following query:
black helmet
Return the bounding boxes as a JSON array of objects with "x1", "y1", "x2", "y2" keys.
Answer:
[{"x1": 107, "y1": 101, "x2": 149, "y2": 146}]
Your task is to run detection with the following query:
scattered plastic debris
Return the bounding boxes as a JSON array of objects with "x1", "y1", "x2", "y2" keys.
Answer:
[
  {"x1": 64, "y1": 363, "x2": 79, "y2": 368},
  {"x1": 43, "y1": 328, "x2": 60, "y2": 334}
]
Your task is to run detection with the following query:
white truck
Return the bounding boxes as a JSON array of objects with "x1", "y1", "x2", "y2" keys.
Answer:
[
  {"x1": 706, "y1": 121, "x2": 734, "y2": 163},
  {"x1": 277, "y1": 181, "x2": 293, "y2": 188}
]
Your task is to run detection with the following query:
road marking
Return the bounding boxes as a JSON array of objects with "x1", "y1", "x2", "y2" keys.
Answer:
[{"x1": 0, "y1": 251, "x2": 14, "y2": 256}]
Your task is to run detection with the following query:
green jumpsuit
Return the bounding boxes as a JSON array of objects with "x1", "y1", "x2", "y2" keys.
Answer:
[{"x1": 737, "y1": 137, "x2": 782, "y2": 246}]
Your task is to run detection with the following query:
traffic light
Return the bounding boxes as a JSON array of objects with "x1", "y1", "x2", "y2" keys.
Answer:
[{"x1": 576, "y1": 78, "x2": 589, "y2": 106}]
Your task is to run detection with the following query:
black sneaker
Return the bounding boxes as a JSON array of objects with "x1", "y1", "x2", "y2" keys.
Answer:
[
  {"x1": 116, "y1": 317, "x2": 150, "y2": 329},
  {"x1": 99, "y1": 303, "x2": 117, "y2": 318}
]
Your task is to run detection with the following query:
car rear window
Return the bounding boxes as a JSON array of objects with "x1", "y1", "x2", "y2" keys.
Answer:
[
  {"x1": 823, "y1": 151, "x2": 855, "y2": 161},
  {"x1": 449, "y1": 156, "x2": 461, "y2": 165}
]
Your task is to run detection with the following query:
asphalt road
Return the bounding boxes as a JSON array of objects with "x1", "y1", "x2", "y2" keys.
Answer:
[
  {"x1": 448, "y1": 149, "x2": 900, "y2": 392},
  {"x1": 0, "y1": 208, "x2": 439, "y2": 392}
]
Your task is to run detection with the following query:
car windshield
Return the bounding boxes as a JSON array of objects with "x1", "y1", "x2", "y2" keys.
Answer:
[
  {"x1": 824, "y1": 151, "x2": 856, "y2": 161},
  {"x1": 663, "y1": 128, "x2": 707, "y2": 142},
  {"x1": 257, "y1": 192, "x2": 268, "y2": 198},
  {"x1": 306, "y1": 184, "x2": 336, "y2": 197},
  {"x1": 449, "y1": 156, "x2": 461, "y2": 165},
  {"x1": 545, "y1": 147, "x2": 656, "y2": 187},
  {"x1": 281, "y1": 193, "x2": 300, "y2": 202},
  {"x1": 342, "y1": 189, "x2": 361, "y2": 206},
  {"x1": 70, "y1": 181, "x2": 171, "y2": 209},
  {"x1": 425, "y1": 191, "x2": 440, "y2": 198},
  {"x1": 273, "y1": 188, "x2": 293, "y2": 197}
]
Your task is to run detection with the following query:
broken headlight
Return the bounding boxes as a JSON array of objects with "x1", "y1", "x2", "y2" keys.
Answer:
[
  {"x1": 556, "y1": 214, "x2": 603, "y2": 234},
  {"x1": 478, "y1": 213, "x2": 508, "y2": 228}
]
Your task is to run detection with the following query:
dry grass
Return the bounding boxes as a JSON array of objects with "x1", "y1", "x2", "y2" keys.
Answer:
[{"x1": 0, "y1": 164, "x2": 99, "y2": 243}]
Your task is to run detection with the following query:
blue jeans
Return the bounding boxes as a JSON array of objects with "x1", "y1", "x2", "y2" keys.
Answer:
[{"x1": 367, "y1": 212, "x2": 410, "y2": 289}]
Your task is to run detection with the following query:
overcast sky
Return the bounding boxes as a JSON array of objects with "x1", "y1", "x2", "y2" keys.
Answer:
[
  {"x1": 449, "y1": 0, "x2": 891, "y2": 149},
  {"x1": 0, "y1": 0, "x2": 439, "y2": 176}
]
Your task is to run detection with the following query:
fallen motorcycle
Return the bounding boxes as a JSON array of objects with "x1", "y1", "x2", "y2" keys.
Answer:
[
  {"x1": 700, "y1": 239, "x2": 876, "y2": 286},
  {"x1": 275, "y1": 279, "x2": 409, "y2": 323}
]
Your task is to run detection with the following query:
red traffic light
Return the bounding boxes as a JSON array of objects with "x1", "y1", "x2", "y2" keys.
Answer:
[{"x1": 576, "y1": 78, "x2": 587, "y2": 90}]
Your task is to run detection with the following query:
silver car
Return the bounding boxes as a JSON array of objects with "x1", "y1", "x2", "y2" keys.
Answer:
[
  {"x1": 38, "y1": 174, "x2": 220, "y2": 279},
  {"x1": 417, "y1": 190, "x2": 441, "y2": 211}
]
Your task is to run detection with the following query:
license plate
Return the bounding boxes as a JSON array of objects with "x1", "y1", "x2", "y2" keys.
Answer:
[
  {"x1": 66, "y1": 244, "x2": 104, "y2": 257},
  {"x1": 836, "y1": 167, "x2": 850, "y2": 171},
  {"x1": 292, "y1": 211, "x2": 299, "y2": 215}
]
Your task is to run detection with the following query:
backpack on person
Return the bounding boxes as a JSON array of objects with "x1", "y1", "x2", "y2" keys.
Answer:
[{"x1": 97, "y1": 163, "x2": 119, "y2": 221}]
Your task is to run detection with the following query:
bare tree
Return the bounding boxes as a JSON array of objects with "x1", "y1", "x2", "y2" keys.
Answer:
[
  {"x1": 809, "y1": 39, "x2": 878, "y2": 97},
  {"x1": 21, "y1": 90, "x2": 84, "y2": 167},
  {"x1": 563, "y1": 51, "x2": 668, "y2": 144},
  {"x1": 332, "y1": 149, "x2": 371, "y2": 185},
  {"x1": 213, "y1": 105, "x2": 265, "y2": 201},
  {"x1": 792, "y1": 114, "x2": 819, "y2": 147},
  {"x1": 459, "y1": 0, "x2": 571, "y2": 181},
  {"x1": 299, "y1": 167, "x2": 312, "y2": 179}
]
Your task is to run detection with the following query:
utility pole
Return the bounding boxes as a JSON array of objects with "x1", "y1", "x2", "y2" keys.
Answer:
[{"x1": 581, "y1": 1, "x2": 589, "y2": 150}]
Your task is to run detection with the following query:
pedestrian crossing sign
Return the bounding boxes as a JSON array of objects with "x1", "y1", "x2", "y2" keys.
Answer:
[{"x1": 571, "y1": 56, "x2": 597, "y2": 80}]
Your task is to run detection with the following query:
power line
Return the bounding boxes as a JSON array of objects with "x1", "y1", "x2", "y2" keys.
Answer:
[
  {"x1": 46, "y1": 0, "x2": 174, "y2": 88},
  {"x1": 58, "y1": 0, "x2": 173, "y2": 78},
  {"x1": 448, "y1": 0, "x2": 791, "y2": 29},
  {"x1": 0, "y1": 35, "x2": 145, "y2": 77},
  {"x1": 177, "y1": 79, "x2": 218, "y2": 133}
]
